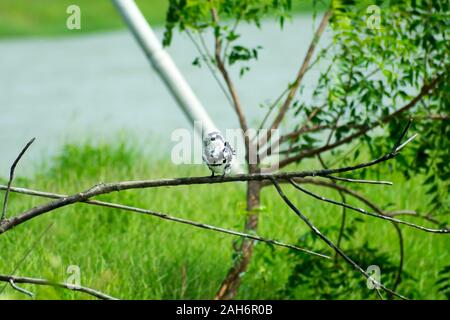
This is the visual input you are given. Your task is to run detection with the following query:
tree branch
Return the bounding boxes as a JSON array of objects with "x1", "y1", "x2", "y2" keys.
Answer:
[
  {"x1": 185, "y1": 29, "x2": 234, "y2": 108},
  {"x1": 2, "y1": 123, "x2": 445, "y2": 237},
  {"x1": 0, "y1": 185, "x2": 329, "y2": 259},
  {"x1": 278, "y1": 72, "x2": 445, "y2": 168},
  {"x1": 325, "y1": 175, "x2": 393, "y2": 186},
  {"x1": 208, "y1": 5, "x2": 251, "y2": 161},
  {"x1": 1, "y1": 137, "x2": 35, "y2": 222},
  {"x1": 0, "y1": 158, "x2": 402, "y2": 235},
  {"x1": 0, "y1": 274, "x2": 118, "y2": 300},
  {"x1": 289, "y1": 179, "x2": 447, "y2": 233},
  {"x1": 279, "y1": 178, "x2": 447, "y2": 229},
  {"x1": 266, "y1": 10, "x2": 332, "y2": 136},
  {"x1": 270, "y1": 178, "x2": 408, "y2": 300}
]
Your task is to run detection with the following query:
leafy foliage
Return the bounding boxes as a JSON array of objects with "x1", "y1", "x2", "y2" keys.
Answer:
[
  {"x1": 162, "y1": 0, "x2": 449, "y2": 298},
  {"x1": 164, "y1": 0, "x2": 448, "y2": 221},
  {"x1": 279, "y1": 218, "x2": 415, "y2": 299},
  {"x1": 436, "y1": 265, "x2": 450, "y2": 299},
  {"x1": 164, "y1": 0, "x2": 294, "y2": 45},
  {"x1": 163, "y1": 0, "x2": 294, "y2": 75}
]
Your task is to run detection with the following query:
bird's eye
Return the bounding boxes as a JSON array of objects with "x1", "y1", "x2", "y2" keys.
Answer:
[{"x1": 211, "y1": 137, "x2": 215, "y2": 141}]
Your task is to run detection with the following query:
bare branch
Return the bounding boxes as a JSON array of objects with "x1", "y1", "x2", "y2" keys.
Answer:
[
  {"x1": 270, "y1": 178, "x2": 408, "y2": 300},
  {"x1": 409, "y1": 114, "x2": 449, "y2": 121},
  {"x1": 278, "y1": 72, "x2": 445, "y2": 168},
  {"x1": 395, "y1": 133, "x2": 418, "y2": 153},
  {"x1": 289, "y1": 179, "x2": 448, "y2": 234},
  {"x1": 266, "y1": 10, "x2": 332, "y2": 136},
  {"x1": 0, "y1": 222, "x2": 54, "y2": 296},
  {"x1": 257, "y1": 87, "x2": 290, "y2": 132},
  {"x1": 286, "y1": 175, "x2": 406, "y2": 293},
  {"x1": 185, "y1": 29, "x2": 234, "y2": 108},
  {"x1": 0, "y1": 127, "x2": 423, "y2": 235},
  {"x1": 288, "y1": 178, "x2": 447, "y2": 228},
  {"x1": 387, "y1": 210, "x2": 449, "y2": 229},
  {"x1": 393, "y1": 118, "x2": 413, "y2": 151},
  {"x1": 0, "y1": 274, "x2": 118, "y2": 300},
  {"x1": 325, "y1": 175, "x2": 393, "y2": 186},
  {"x1": 9, "y1": 279, "x2": 34, "y2": 297},
  {"x1": 1, "y1": 137, "x2": 35, "y2": 221}
]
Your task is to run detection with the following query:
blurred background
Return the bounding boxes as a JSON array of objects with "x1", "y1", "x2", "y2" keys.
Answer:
[
  {"x1": 0, "y1": 0, "x2": 325, "y2": 174},
  {"x1": 0, "y1": 0, "x2": 448, "y2": 300}
]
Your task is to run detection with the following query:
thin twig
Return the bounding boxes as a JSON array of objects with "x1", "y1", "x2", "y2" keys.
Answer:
[
  {"x1": 278, "y1": 72, "x2": 445, "y2": 168},
  {"x1": 289, "y1": 179, "x2": 448, "y2": 233},
  {"x1": 317, "y1": 155, "x2": 347, "y2": 263},
  {"x1": 375, "y1": 287, "x2": 385, "y2": 300},
  {"x1": 276, "y1": 178, "x2": 448, "y2": 229},
  {"x1": 1, "y1": 137, "x2": 35, "y2": 221},
  {"x1": 265, "y1": 10, "x2": 332, "y2": 142},
  {"x1": 324, "y1": 175, "x2": 393, "y2": 186},
  {"x1": 0, "y1": 185, "x2": 329, "y2": 259},
  {"x1": 9, "y1": 279, "x2": 34, "y2": 298},
  {"x1": 288, "y1": 176, "x2": 408, "y2": 292},
  {"x1": 257, "y1": 87, "x2": 290, "y2": 132},
  {"x1": 185, "y1": 29, "x2": 234, "y2": 107},
  {"x1": 208, "y1": 4, "x2": 250, "y2": 160},
  {"x1": 270, "y1": 178, "x2": 408, "y2": 300},
  {"x1": 0, "y1": 274, "x2": 118, "y2": 300},
  {"x1": 387, "y1": 210, "x2": 449, "y2": 229},
  {"x1": 0, "y1": 223, "x2": 54, "y2": 295},
  {"x1": 391, "y1": 223, "x2": 404, "y2": 293}
]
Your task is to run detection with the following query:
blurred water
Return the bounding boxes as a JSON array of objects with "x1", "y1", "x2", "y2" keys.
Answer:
[{"x1": 0, "y1": 14, "x2": 328, "y2": 175}]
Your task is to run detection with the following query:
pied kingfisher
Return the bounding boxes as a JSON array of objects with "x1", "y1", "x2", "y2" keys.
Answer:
[{"x1": 202, "y1": 131, "x2": 235, "y2": 177}]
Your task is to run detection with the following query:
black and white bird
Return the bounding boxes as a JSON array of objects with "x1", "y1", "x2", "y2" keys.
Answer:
[{"x1": 203, "y1": 131, "x2": 235, "y2": 177}]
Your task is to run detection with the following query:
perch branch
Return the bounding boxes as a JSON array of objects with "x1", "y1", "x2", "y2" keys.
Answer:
[
  {"x1": 3, "y1": 123, "x2": 446, "y2": 235},
  {"x1": 0, "y1": 185, "x2": 329, "y2": 259}
]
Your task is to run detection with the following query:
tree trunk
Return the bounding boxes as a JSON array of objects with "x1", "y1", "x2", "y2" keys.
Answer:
[{"x1": 215, "y1": 167, "x2": 261, "y2": 300}]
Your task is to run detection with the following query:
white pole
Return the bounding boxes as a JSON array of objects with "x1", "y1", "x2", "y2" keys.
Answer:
[{"x1": 112, "y1": 0, "x2": 243, "y2": 173}]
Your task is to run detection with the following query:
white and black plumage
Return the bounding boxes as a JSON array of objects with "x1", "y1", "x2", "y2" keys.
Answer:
[{"x1": 203, "y1": 131, "x2": 235, "y2": 177}]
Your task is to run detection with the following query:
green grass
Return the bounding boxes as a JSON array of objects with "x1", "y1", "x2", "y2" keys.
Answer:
[
  {"x1": 0, "y1": 0, "x2": 169, "y2": 38},
  {"x1": 0, "y1": 0, "x2": 329, "y2": 38},
  {"x1": 0, "y1": 141, "x2": 448, "y2": 300}
]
